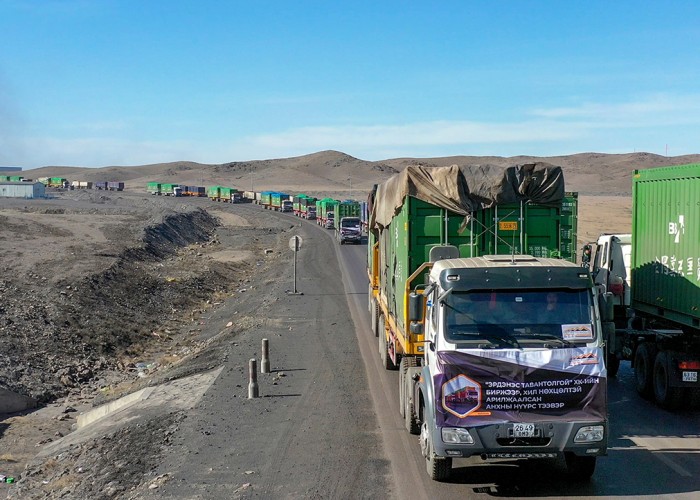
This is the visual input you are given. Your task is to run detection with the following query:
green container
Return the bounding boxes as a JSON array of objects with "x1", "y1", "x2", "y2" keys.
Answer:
[
  {"x1": 260, "y1": 191, "x2": 273, "y2": 206},
  {"x1": 336, "y1": 201, "x2": 361, "y2": 220},
  {"x1": 293, "y1": 194, "x2": 309, "y2": 213},
  {"x1": 160, "y1": 183, "x2": 178, "y2": 194},
  {"x1": 208, "y1": 186, "x2": 221, "y2": 199},
  {"x1": 0, "y1": 176, "x2": 9, "y2": 182},
  {"x1": 271, "y1": 192, "x2": 289, "y2": 208},
  {"x1": 631, "y1": 164, "x2": 700, "y2": 329},
  {"x1": 317, "y1": 198, "x2": 338, "y2": 218},
  {"x1": 374, "y1": 195, "x2": 578, "y2": 333},
  {"x1": 147, "y1": 182, "x2": 161, "y2": 193},
  {"x1": 9, "y1": 176, "x2": 24, "y2": 182},
  {"x1": 220, "y1": 187, "x2": 234, "y2": 199}
]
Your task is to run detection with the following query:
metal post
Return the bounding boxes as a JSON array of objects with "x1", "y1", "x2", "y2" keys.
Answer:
[
  {"x1": 261, "y1": 339, "x2": 270, "y2": 374},
  {"x1": 248, "y1": 358, "x2": 259, "y2": 398},
  {"x1": 293, "y1": 247, "x2": 298, "y2": 294}
]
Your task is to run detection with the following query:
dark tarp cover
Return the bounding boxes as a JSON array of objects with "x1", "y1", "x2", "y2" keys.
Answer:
[{"x1": 370, "y1": 163, "x2": 565, "y2": 229}]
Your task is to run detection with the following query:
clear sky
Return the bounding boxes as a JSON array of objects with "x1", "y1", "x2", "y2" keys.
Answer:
[{"x1": 2, "y1": 1, "x2": 700, "y2": 168}]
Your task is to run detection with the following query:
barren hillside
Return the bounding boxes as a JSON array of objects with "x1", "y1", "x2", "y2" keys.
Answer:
[{"x1": 13, "y1": 150, "x2": 700, "y2": 198}]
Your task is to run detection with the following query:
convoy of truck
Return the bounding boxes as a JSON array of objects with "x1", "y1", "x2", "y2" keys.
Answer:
[
  {"x1": 582, "y1": 164, "x2": 700, "y2": 410},
  {"x1": 9, "y1": 160, "x2": 698, "y2": 482},
  {"x1": 367, "y1": 164, "x2": 608, "y2": 481}
]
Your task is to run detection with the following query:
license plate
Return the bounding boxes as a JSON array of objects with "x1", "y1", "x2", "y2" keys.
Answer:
[
  {"x1": 513, "y1": 423, "x2": 535, "y2": 438},
  {"x1": 682, "y1": 371, "x2": 698, "y2": 382}
]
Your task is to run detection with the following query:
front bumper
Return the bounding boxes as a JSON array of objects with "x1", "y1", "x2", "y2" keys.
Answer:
[{"x1": 433, "y1": 421, "x2": 608, "y2": 459}]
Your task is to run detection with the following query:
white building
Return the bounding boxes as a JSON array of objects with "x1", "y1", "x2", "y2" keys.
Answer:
[{"x1": 0, "y1": 182, "x2": 46, "y2": 199}]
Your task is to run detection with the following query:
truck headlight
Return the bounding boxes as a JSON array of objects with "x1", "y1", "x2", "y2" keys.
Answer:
[
  {"x1": 574, "y1": 425, "x2": 604, "y2": 443},
  {"x1": 441, "y1": 428, "x2": 474, "y2": 444}
]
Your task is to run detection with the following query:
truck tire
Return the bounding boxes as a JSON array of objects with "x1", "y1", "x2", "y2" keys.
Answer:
[
  {"x1": 606, "y1": 352, "x2": 620, "y2": 378},
  {"x1": 653, "y1": 351, "x2": 684, "y2": 410},
  {"x1": 370, "y1": 298, "x2": 379, "y2": 338},
  {"x1": 564, "y1": 453, "x2": 596, "y2": 480},
  {"x1": 403, "y1": 358, "x2": 420, "y2": 435},
  {"x1": 399, "y1": 358, "x2": 407, "y2": 418},
  {"x1": 634, "y1": 343, "x2": 656, "y2": 399},
  {"x1": 378, "y1": 315, "x2": 397, "y2": 370},
  {"x1": 420, "y1": 421, "x2": 451, "y2": 481}
]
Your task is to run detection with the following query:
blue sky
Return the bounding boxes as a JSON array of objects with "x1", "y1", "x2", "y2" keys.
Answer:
[{"x1": 2, "y1": 1, "x2": 700, "y2": 168}]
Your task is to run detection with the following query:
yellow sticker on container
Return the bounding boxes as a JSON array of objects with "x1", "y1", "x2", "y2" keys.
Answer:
[{"x1": 499, "y1": 221, "x2": 518, "y2": 231}]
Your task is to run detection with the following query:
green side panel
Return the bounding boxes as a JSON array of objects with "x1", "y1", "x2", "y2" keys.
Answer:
[
  {"x1": 208, "y1": 186, "x2": 221, "y2": 197},
  {"x1": 337, "y1": 202, "x2": 361, "y2": 219},
  {"x1": 377, "y1": 195, "x2": 579, "y2": 329},
  {"x1": 10, "y1": 176, "x2": 23, "y2": 181},
  {"x1": 631, "y1": 164, "x2": 700, "y2": 328},
  {"x1": 559, "y1": 193, "x2": 578, "y2": 262},
  {"x1": 260, "y1": 192, "x2": 272, "y2": 204}
]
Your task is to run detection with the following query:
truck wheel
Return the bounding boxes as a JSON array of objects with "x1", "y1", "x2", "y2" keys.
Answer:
[
  {"x1": 404, "y1": 358, "x2": 420, "y2": 435},
  {"x1": 399, "y1": 358, "x2": 406, "y2": 418},
  {"x1": 634, "y1": 343, "x2": 656, "y2": 399},
  {"x1": 564, "y1": 453, "x2": 596, "y2": 480},
  {"x1": 606, "y1": 352, "x2": 620, "y2": 378},
  {"x1": 653, "y1": 351, "x2": 684, "y2": 410},
  {"x1": 420, "y1": 421, "x2": 451, "y2": 481},
  {"x1": 370, "y1": 299, "x2": 378, "y2": 337},
  {"x1": 378, "y1": 315, "x2": 397, "y2": 370}
]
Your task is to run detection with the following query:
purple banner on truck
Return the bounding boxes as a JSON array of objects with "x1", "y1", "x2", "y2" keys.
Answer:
[{"x1": 433, "y1": 348, "x2": 607, "y2": 427}]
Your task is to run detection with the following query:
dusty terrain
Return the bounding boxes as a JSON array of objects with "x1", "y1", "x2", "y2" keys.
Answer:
[{"x1": 0, "y1": 151, "x2": 692, "y2": 498}]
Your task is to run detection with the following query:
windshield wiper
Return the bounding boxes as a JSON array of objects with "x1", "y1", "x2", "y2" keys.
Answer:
[{"x1": 524, "y1": 333, "x2": 575, "y2": 348}]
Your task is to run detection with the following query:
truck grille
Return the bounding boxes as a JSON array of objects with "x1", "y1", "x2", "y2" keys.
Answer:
[{"x1": 496, "y1": 437, "x2": 551, "y2": 446}]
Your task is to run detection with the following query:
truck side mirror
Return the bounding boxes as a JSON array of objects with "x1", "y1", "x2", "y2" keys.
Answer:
[
  {"x1": 581, "y1": 244, "x2": 592, "y2": 268},
  {"x1": 408, "y1": 292, "x2": 424, "y2": 322}
]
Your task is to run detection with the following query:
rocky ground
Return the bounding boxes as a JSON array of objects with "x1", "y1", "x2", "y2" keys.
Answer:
[{"x1": 0, "y1": 189, "x2": 299, "y2": 498}]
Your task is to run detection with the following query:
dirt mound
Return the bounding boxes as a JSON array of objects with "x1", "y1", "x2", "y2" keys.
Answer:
[{"x1": 0, "y1": 208, "x2": 224, "y2": 404}]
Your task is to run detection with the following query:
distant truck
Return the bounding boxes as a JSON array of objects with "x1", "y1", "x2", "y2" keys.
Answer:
[
  {"x1": 369, "y1": 164, "x2": 607, "y2": 481},
  {"x1": 208, "y1": 186, "x2": 237, "y2": 202},
  {"x1": 305, "y1": 205, "x2": 317, "y2": 220},
  {"x1": 293, "y1": 195, "x2": 317, "y2": 218},
  {"x1": 336, "y1": 216, "x2": 362, "y2": 244},
  {"x1": 271, "y1": 192, "x2": 291, "y2": 211},
  {"x1": 316, "y1": 198, "x2": 338, "y2": 228},
  {"x1": 582, "y1": 164, "x2": 700, "y2": 409}
]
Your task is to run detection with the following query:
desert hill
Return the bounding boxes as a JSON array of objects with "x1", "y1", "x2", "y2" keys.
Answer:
[{"x1": 9, "y1": 150, "x2": 700, "y2": 197}]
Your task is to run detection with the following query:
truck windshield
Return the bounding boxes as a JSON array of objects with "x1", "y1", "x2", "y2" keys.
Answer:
[
  {"x1": 341, "y1": 218, "x2": 360, "y2": 228},
  {"x1": 442, "y1": 290, "x2": 595, "y2": 346}
]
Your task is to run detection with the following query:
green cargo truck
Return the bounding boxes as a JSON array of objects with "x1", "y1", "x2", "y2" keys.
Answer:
[
  {"x1": 369, "y1": 164, "x2": 608, "y2": 481},
  {"x1": 293, "y1": 194, "x2": 315, "y2": 217},
  {"x1": 300, "y1": 197, "x2": 317, "y2": 220},
  {"x1": 316, "y1": 198, "x2": 338, "y2": 228},
  {"x1": 49, "y1": 177, "x2": 67, "y2": 188},
  {"x1": 583, "y1": 164, "x2": 700, "y2": 409},
  {"x1": 147, "y1": 182, "x2": 161, "y2": 195},
  {"x1": 160, "y1": 183, "x2": 180, "y2": 196},
  {"x1": 220, "y1": 187, "x2": 234, "y2": 202},
  {"x1": 260, "y1": 191, "x2": 274, "y2": 209},
  {"x1": 208, "y1": 186, "x2": 221, "y2": 201},
  {"x1": 335, "y1": 201, "x2": 362, "y2": 244}
]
